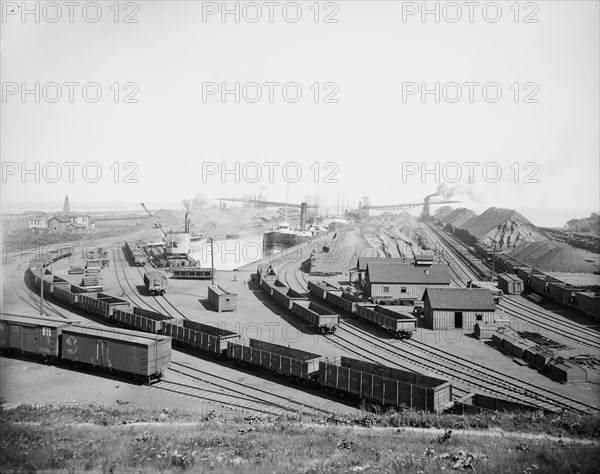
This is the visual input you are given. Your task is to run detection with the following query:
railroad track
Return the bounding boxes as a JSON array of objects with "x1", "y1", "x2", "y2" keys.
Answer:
[
  {"x1": 113, "y1": 249, "x2": 164, "y2": 314},
  {"x1": 499, "y1": 298, "x2": 600, "y2": 349},
  {"x1": 10, "y1": 265, "x2": 70, "y2": 319},
  {"x1": 130, "y1": 264, "x2": 189, "y2": 320},
  {"x1": 276, "y1": 255, "x2": 599, "y2": 414},
  {"x1": 170, "y1": 361, "x2": 335, "y2": 417}
]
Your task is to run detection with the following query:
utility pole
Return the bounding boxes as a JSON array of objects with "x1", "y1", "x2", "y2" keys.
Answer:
[
  {"x1": 210, "y1": 238, "x2": 215, "y2": 286},
  {"x1": 39, "y1": 267, "x2": 44, "y2": 315}
]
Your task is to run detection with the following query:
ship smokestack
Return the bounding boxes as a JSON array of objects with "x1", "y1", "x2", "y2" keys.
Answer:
[{"x1": 300, "y1": 202, "x2": 307, "y2": 229}]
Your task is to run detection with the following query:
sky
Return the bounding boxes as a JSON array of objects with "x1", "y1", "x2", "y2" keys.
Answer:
[{"x1": 1, "y1": 1, "x2": 599, "y2": 226}]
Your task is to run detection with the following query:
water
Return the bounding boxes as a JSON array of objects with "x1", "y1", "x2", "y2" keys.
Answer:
[{"x1": 190, "y1": 236, "x2": 280, "y2": 271}]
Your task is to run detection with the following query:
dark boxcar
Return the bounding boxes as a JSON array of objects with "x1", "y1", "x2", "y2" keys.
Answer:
[
  {"x1": 261, "y1": 278, "x2": 275, "y2": 296},
  {"x1": 307, "y1": 280, "x2": 342, "y2": 301},
  {"x1": 0, "y1": 313, "x2": 79, "y2": 358},
  {"x1": 356, "y1": 305, "x2": 416, "y2": 338},
  {"x1": 60, "y1": 325, "x2": 171, "y2": 382},
  {"x1": 505, "y1": 259, "x2": 525, "y2": 274},
  {"x1": 325, "y1": 291, "x2": 364, "y2": 314},
  {"x1": 144, "y1": 271, "x2": 168, "y2": 296},
  {"x1": 272, "y1": 285, "x2": 308, "y2": 311},
  {"x1": 523, "y1": 346, "x2": 554, "y2": 370},
  {"x1": 112, "y1": 307, "x2": 174, "y2": 333},
  {"x1": 290, "y1": 300, "x2": 340, "y2": 333},
  {"x1": 573, "y1": 292, "x2": 600, "y2": 319},
  {"x1": 497, "y1": 274, "x2": 524, "y2": 295},
  {"x1": 162, "y1": 319, "x2": 239, "y2": 355},
  {"x1": 515, "y1": 267, "x2": 534, "y2": 281},
  {"x1": 547, "y1": 359, "x2": 587, "y2": 383},
  {"x1": 547, "y1": 282, "x2": 585, "y2": 306},
  {"x1": 474, "y1": 243, "x2": 494, "y2": 260},
  {"x1": 227, "y1": 339, "x2": 322, "y2": 381},
  {"x1": 528, "y1": 274, "x2": 560, "y2": 295},
  {"x1": 319, "y1": 356, "x2": 452, "y2": 412}
]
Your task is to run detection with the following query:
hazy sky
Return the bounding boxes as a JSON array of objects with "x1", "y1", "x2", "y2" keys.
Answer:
[{"x1": 1, "y1": 1, "x2": 598, "y2": 225}]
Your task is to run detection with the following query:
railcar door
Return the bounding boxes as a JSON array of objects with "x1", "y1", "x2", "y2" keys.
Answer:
[{"x1": 96, "y1": 340, "x2": 110, "y2": 367}]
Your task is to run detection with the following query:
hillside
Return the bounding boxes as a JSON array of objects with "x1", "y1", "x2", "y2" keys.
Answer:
[
  {"x1": 506, "y1": 241, "x2": 599, "y2": 273},
  {"x1": 450, "y1": 207, "x2": 548, "y2": 250},
  {"x1": 434, "y1": 206, "x2": 477, "y2": 228},
  {"x1": 566, "y1": 213, "x2": 600, "y2": 236},
  {"x1": 311, "y1": 212, "x2": 426, "y2": 274}
]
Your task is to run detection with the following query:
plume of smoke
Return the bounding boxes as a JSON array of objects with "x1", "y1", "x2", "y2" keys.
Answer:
[
  {"x1": 182, "y1": 194, "x2": 209, "y2": 212},
  {"x1": 434, "y1": 183, "x2": 481, "y2": 202}
]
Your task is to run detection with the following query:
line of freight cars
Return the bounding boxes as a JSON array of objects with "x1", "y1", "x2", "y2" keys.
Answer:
[
  {"x1": 0, "y1": 312, "x2": 172, "y2": 383},
  {"x1": 260, "y1": 277, "x2": 340, "y2": 334},
  {"x1": 123, "y1": 241, "x2": 148, "y2": 266},
  {"x1": 23, "y1": 264, "x2": 453, "y2": 412},
  {"x1": 306, "y1": 280, "x2": 417, "y2": 339},
  {"x1": 473, "y1": 244, "x2": 600, "y2": 320}
]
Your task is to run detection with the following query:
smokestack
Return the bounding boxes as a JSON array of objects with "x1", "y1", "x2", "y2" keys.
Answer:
[
  {"x1": 62, "y1": 196, "x2": 70, "y2": 214},
  {"x1": 422, "y1": 196, "x2": 431, "y2": 220},
  {"x1": 300, "y1": 202, "x2": 307, "y2": 230}
]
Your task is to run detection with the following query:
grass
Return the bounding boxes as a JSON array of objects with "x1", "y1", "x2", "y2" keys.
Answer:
[{"x1": 2, "y1": 403, "x2": 599, "y2": 473}]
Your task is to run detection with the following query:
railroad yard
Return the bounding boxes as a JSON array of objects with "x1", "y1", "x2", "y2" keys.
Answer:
[{"x1": 2, "y1": 217, "x2": 599, "y2": 419}]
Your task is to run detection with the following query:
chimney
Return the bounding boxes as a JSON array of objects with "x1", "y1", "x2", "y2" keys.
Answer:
[
  {"x1": 300, "y1": 202, "x2": 307, "y2": 229},
  {"x1": 63, "y1": 196, "x2": 70, "y2": 214}
]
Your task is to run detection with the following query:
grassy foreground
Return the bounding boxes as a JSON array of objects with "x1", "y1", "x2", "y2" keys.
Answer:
[{"x1": 2, "y1": 404, "x2": 599, "y2": 473}]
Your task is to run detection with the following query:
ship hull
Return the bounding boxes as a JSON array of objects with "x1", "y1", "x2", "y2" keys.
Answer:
[{"x1": 263, "y1": 231, "x2": 314, "y2": 250}]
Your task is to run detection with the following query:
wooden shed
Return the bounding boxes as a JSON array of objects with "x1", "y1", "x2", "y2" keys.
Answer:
[
  {"x1": 497, "y1": 273, "x2": 524, "y2": 295},
  {"x1": 423, "y1": 288, "x2": 496, "y2": 331},
  {"x1": 207, "y1": 285, "x2": 237, "y2": 312}
]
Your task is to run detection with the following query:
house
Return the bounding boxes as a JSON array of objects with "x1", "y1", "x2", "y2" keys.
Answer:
[
  {"x1": 423, "y1": 288, "x2": 496, "y2": 331},
  {"x1": 1, "y1": 214, "x2": 30, "y2": 233},
  {"x1": 28, "y1": 214, "x2": 48, "y2": 230},
  {"x1": 47, "y1": 215, "x2": 72, "y2": 232},
  {"x1": 66, "y1": 223, "x2": 88, "y2": 233},
  {"x1": 365, "y1": 262, "x2": 451, "y2": 302},
  {"x1": 355, "y1": 256, "x2": 407, "y2": 288}
]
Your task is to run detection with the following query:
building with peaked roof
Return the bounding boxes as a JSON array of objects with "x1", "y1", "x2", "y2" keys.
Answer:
[
  {"x1": 423, "y1": 287, "x2": 496, "y2": 331},
  {"x1": 47, "y1": 215, "x2": 72, "y2": 232},
  {"x1": 365, "y1": 262, "x2": 451, "y2": 302}
]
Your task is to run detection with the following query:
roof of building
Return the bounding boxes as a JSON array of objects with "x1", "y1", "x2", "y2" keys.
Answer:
[
  {"x1": 366, "y1": 262, "x2": 451, "y2": 285},
  {"x1": 66, "y1": 223, "x2": 87, "y2": 229},
  {"x1": 424, "y1": 288, "x2": 496, "y2": 311},
  {"x1": 497, "y1": 273, "x2": 522, "y2": 282},
  {"x1": 358, "y1": 257, "x2": 406, "y2": 271},
  {"x1": 49, "y1": 216, "x2": 72, "y2": 223}
]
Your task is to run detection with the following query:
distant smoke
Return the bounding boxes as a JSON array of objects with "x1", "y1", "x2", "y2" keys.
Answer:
[
  {"x1": 182, "y1": 194, "x2": 209, "y2": 212},
  {"x1": 433, "y1": 183, "x2": 481, "y2": 202}
]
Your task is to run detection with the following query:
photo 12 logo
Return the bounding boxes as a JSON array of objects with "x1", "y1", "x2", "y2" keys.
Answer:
[
  {"x1": 1, "y1": 2, "x2": 140, "y2": 23},
  {"x1": 201, "y1": 1, "x2": 340, "y2": 24},
  {"x1": 402, "y1": 82, "x2": 540, "y2": 104},
  {"x1": 1, "y1": 82, "x2": 140, "y2": 104},
  {"x1": 1, "y1": 161, "x2": 140, "y2": 184},
  {"x1": 400, "y1": 1, "x2": 539, "y2": 24},
  {"x1": 201, "y1": 161, "x2": 339, "y2": 184},
  {"x1": 202, "y1": 82, "x2": 340, "y2": 104},
  {"x1": 401, "y1": 161, "x2": 540, "y2": 184}
]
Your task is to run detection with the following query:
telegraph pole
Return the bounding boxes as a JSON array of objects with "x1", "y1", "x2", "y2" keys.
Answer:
[
  {"x1": 39, "y1": 266, "x2": 45, "y2": 315},
  {"x1": 210, "y1": 238, "x2": 215, "y2": 286}
]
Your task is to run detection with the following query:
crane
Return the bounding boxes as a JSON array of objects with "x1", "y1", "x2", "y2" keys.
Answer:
[
  {"x1": 217, "y1": 197, "x2": 318, "y2": 209},
  {"x1": 359, "y1": 196, "x2": 462, "y2": 219},
  {"x1": 140, "y1": 203, "x2": 167, "y2": 239}
]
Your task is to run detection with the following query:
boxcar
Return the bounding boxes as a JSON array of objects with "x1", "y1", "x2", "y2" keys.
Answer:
[
  {"x1": 325, "y1": 291, "x2": 365, "y2": 314},
  {"x1": 112, "y1": 307, "x2": 174, "y2": 333},
  {"x1": 144, "y1": 271, "x2": 168, "y2": 296},
  {"x1": 307, "y1": 280, "x2": 342, "y2": 301},
  {"x1": 356, "y1": 305, "x2": 417, "y2": 338},
  {"x1": 547, "y1": 282, "x2": 585, "y2": 307},
  {"x1": 227, "y1": 339, "x2": 322, "y2": 382},
  {"x1": 528, "y1": 274, "x2": 561, "y2": 295},
  {"x1": 573, "y1": 292, "x2": 600, "y2": 319},
  {"x1": 271, "y1": 285, "x2": 308, "y2": 311},
  {"x1": 515, "y1": 267, "x2": 534, "y2": 281},
  {"x1": 162, "y1": 319, "x2": 239, "y2": 356},
  {"x1": 505, "y1": 259, "x2": 525, "y2": 274},
  {"x1": 474, "y1": 243, "x2": 494, "y2": 260},
  {"x1": 547, "y1": 359, "x2": 587, "y2": 383},
  {"x1": 0, "y1": 313, "x2": 79, "y2": 359},
  {"x1": 60, "y1": 325, "x2": 171, "y2": 382},
  {"x1": 290, "y1": 301, "x2": 340, "y2": 333},
  {"x1": 318, "y1": 356, "x2": 452, "y2": 412},
  {"x1": 497, "y1": 274, "x2": 524, "y2": 295},
  {"x1": 76, "y1": 293, "x2": 131, "y2": 318},
  {"x1": 523, "y1": 346, "x2": 554, "y2": 370}
]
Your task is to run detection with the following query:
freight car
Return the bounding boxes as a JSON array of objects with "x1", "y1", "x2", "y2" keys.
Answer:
[
  {"x1": 0, "y1": 313, "x2": 80, "y2": 360},
  {"x1": 60, "y1": 325, "x2": 171, "y2": 383},
  {"x1": 355, "y1": 305, "x2": 417, "y2": 339},
  {"x1": 307, "y1": 280, "x2": 342, "y2": 300},
  {"x1": 573, "y1": 292, "x2": 600, "y2": 319},
  {"x1": 144, "y1": 270, "x2": 168, "y2": 296},
  {"x1": 319, "y1": 356, "x2": 452, "y2": 412},
  {"x1": 170, "y1": 267, "x2": 213, "y2": 279},
  {"x1": 271, "y1": 285, "x2": 308, "y2": 311},
  {"x1": 123, "y1": 241, "x2": 148, "y2": 266},
  {"x1": 290, "y1": 300, "x2": 340, "y2": 333},
  {"x1": 113, "y1": 307, "x2": 175, "y2": 334},
  {"x1": 163, "y1": 319, "x2": 240, "y2": 357},
  {"x1": 467, "y1": 280, "x2": 503, "y2": 303},
  {"x1": 325, "y1": 291, "x2": 365, "y2": 315},
  {"x1": 227, "y1": 339, "x2": 322, "y2": 383}
]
